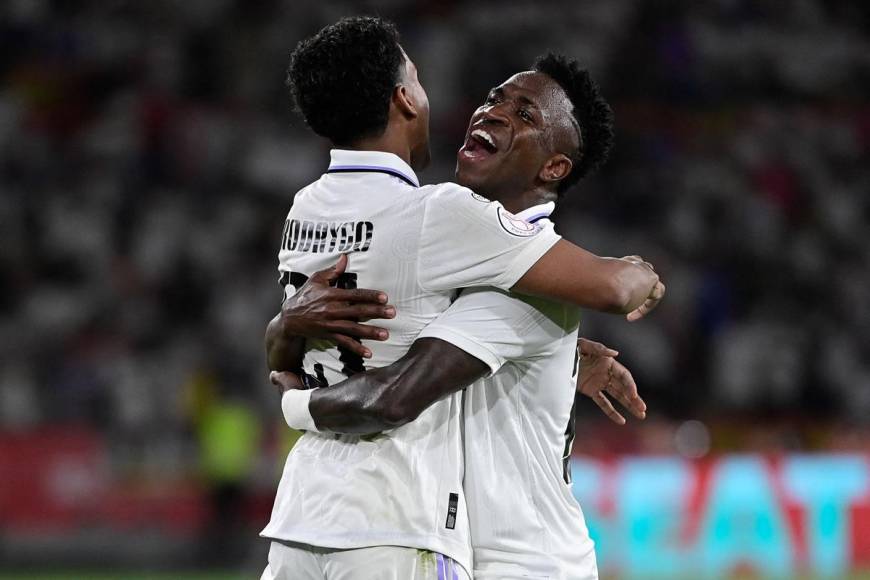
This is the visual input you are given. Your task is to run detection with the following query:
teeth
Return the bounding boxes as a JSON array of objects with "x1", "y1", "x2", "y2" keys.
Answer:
[{"x1": 471, "y1": 129, "x2": 496, "y2": 149}]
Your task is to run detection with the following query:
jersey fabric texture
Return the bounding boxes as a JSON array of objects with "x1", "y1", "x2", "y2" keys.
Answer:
[
  {"x1": 260, "y1": 150, "x2": 561, "y2": 576},
  {"x1": 417, "y1": 203, "x2": 598, "y2": 580}
]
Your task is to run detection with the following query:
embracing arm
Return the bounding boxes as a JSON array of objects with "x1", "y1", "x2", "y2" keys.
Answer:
[
  {"x1": 266, "y1": 314, "x2": 306, "y2": 372},
  {"x1": 420, "y1": 189, "x2": 664, "y2": 321},
  {"x1": 264, "y1": 254, "x2": 395, "y2": 372},
  {"x1": 274, "y1": 338, "x2": 489, "y2": 434},
  {"x1": 514, "y1": 241, "x2": 664, "y2": 319}
]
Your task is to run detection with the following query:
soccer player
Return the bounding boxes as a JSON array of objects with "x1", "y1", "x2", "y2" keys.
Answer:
[
  {"x1": 260, "y1": 17, "x2": 661, "y2": 580},
  {"x1": 272, "y1": 54, "x2": 645, "y2": 579}
]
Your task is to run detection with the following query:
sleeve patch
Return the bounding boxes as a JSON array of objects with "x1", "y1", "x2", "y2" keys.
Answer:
[{"x1": 498, "y1": 207, "x2": 542, "y2": 237}]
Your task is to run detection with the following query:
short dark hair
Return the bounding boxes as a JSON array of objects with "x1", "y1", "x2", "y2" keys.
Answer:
[
  {"x1": 533, "y1": 53, "x2": 615, "y2": 194},
  {"x1": 287, "y1": 17, "x2": 404, "y2": 145}
]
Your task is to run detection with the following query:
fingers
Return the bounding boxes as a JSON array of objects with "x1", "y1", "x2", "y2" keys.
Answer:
[
  {"x1": 622, "y1": 255, "x2": 655, "y2": 271},
  {"x1": 333, "y1": 287, "x2": 389, "y2": 305},
  {"x1": 310, "y1": 254, "x2": 349, "y2": 285},
  {"x1": 606, "y1": 364, "x2": 646, "y2": 420},
  {"x1": 626, "y1": 281, "x2": 666, "y2": 322},
  {"x1": 592, "y1": 391, "x2": 626, "y2": 425},
  {"x1": 327, "y1": 320, "x2": 390, "y2": 341},
  {"x1": 577, "y1": 337, "x2": 618, "y2": 357},
  {"x1": 270, "y1": 371, "x2": 304, "y2": 393},
  {"x1": 331, "y1": 303, "x2": 396, "y2": 322},
  {"x1": 331, "y1": 334, "x2": 374, "y2": 358},
  {"x1": 625, "y1": 303, "x2": 650, "y2": 322},
  {"x1": 605, "y1": 388, "x2": 646, "y2": 421}
]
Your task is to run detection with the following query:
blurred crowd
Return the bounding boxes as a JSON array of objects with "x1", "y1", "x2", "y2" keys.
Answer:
[{"x1": 0, "y1": 0, "x2": 868, "y2": 566}]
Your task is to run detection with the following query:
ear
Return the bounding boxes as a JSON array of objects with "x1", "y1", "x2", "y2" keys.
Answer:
[
  {"x1": 392, "y1": 85, "x2": 418, "y2": 120},
  {"x1": 538, "y1": 153, "x2": 573, "y2": 185}
]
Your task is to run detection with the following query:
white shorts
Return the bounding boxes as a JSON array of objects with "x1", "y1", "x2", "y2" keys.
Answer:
[
  {"x1": 472, "y1": 548, "x2": 599, "y2": 580},
  {"x1": 260, "y1": 540, "x2": 470, "y2": 580}
]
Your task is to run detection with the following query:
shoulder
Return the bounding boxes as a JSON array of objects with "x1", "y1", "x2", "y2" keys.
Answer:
[
  {"x1": 287, "y1": 179, "x2": 322, "y2": 208},
  {"x1": 418, "y1": 182, "x2": 493, "y2": 204},
  {"x1": 417, "y1": 182, "x2": 507, "y2": 224}
]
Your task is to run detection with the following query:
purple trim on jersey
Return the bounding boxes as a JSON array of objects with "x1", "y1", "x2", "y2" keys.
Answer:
[
  {"x1": 327, "y1": 165, "x2": 418, "y2": 187},
  {"x1": 437, "y1": 553, "x2": 445, "y2": 579},
  {"x1": 526, "y1": 213, "x2": 550, "y2": 224}
]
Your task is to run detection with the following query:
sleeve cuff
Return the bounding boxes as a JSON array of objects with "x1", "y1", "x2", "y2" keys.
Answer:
[
  {"x1": 491, "y1": 229, "x2": 562, "y2": 291},
  {"x1": 281, "y1": 388, "x2": 319, "y2": 432},
  {"x1": 417, "y1": 325, "x2": 504, "y2": 376}
]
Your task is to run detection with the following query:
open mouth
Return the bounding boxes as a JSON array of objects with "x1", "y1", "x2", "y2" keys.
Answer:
[{"x1": 459, "y1": 128, "x2": 499, "y2": 161}]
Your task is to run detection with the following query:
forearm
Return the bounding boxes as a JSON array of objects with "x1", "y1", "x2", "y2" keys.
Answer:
[
  {"x1": 307, "y1": 363, "x2": 414, "y2": 434},
  {"x1": 265, "y1": 313, "x2": 306, "y2": 372},
  {"x1": 307, "y1": 338, "x2": 488, "y2": 434},
  {"x1": 513, "y1": 240, "x2": 658, "y2": 313}
]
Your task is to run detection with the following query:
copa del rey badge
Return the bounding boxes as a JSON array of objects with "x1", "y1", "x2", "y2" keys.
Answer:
[{"x1": 498, "y1": 207, "x2": 541, "y2": 237}]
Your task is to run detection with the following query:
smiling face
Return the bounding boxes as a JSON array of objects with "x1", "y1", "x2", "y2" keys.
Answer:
[{"x1": 455, "y1": 71, "x2": 580, "y2": 202}]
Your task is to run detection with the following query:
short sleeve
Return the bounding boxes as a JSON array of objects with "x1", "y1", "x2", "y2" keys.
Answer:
[
  {"x1": 417, "y1": 287, "x2": 561, "y2": 375},
  {"x1": 417, "y1": 185, "x2": 561, "y2": 292}
]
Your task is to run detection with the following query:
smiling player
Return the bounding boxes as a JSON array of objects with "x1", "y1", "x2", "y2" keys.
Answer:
[
  {"x1": 272, "y1": 53, "x2": 657, "y2": 579},
  {"x1": 260, "y1": 18, "x2": 662, "y2": 580}
]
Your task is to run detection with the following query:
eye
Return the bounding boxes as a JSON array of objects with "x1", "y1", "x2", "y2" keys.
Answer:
[
  {"x1": 518, "y1": 109, "x2": 533, "y2": 122},
  {"x1": 484, "y1": 93, "x2": 500, "y2": 105}
]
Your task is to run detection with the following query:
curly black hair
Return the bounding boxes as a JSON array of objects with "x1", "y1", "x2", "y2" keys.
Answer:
[
  {"x1": 287, "y1": 17, "x2": 404, "y2": 146},
  {"x1": 533, "y1": 53, "x2": 615, "y2": 194}
]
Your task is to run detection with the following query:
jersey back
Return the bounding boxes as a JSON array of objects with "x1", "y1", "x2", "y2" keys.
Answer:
[{"x1": 260, "y1": 150, "x2": 561, "y2": 575}]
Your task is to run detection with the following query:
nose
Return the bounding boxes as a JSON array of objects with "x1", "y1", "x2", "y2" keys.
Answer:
[{"x1": 479, "y1": 104, "x2": 510, "y2": 127}]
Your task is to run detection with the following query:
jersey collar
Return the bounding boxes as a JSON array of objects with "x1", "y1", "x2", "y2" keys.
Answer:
[
  {"x1": 327, "y1": 149, "x2": 420, "y2": 188},
  {"x1": 514, "y1": 201, "x2": 556, "y2": 224}
]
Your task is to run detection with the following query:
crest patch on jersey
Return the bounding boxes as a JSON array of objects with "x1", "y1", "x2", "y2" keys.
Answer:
[{"x1": 498, "y1": 207, "x2": 541, "y2": 237}]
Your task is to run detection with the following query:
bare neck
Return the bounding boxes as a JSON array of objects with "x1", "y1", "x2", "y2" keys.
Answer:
[
  {"x1": 348, "y1": 125, "x2": 413, "y2": 168},
  {"x1": 498, "y1": 186, "x2": 558, "y2": 215}
]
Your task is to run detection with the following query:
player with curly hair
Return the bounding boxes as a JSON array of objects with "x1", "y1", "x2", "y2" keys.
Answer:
[{"x1": 261, "y1": 16, "x2": 662, "y2": 580}]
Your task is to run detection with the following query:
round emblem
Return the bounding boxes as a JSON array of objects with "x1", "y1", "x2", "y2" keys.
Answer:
[{"x1": 498, "y1": 207, "x2": 541, "y2": 237}]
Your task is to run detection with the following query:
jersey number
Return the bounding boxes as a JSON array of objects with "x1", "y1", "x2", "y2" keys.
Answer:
[{"x1": 281, "y1": 269, "x2": 366, "y2": 385}]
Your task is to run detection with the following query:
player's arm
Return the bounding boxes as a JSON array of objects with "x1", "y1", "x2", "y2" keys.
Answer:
[
  {"x1": 265, "y1": 255, "x2": 396, "y2": 372},
  {"x1": 275, "y1": 286, "x2": 558, "y2": 435},
  {"x1": 420, "y1": 188, "x2": 664, "y2": 321},
  {"x1": 273, "y1": 337, "x2": 488, "y2": 434},
  {"x1": 514, "y1": 246, "x2": 665, "y2": 321},
  {"x1": 266, "y1": 316, "x2": 306, "y2": 372}
]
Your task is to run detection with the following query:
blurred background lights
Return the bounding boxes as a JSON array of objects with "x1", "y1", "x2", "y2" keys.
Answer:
[{"x1": 674, "y1": 419, "x2": 712, "y2": 459}]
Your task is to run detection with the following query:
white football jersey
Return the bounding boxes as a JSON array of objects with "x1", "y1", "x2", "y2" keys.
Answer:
[
  {"x1": 260, "y1": 150, "x2": 561, "y2": 575},
  {"x1": 418, "y1": 203, "x2": 598, "y2": 580}
]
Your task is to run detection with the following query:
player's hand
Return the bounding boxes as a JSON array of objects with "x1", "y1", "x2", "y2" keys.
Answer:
[
  {"x1": 621, "y1": 255, "x2": 655, "y2": 271},
  {"x1": 280, "y1": 254, "x2": 395, "y2": 358},
  {"x1": 620, "y1": 256, "x2": 665, "y2": 322},
  {"x1": 626, "y1": 280, "x2": 665, "y2": 322},
  {"x1": 576, "y1": 338, "x2": 646, "y2": 425},
  {"x1": 270, "y1": 371, "x2": 303, "y2": 396}
]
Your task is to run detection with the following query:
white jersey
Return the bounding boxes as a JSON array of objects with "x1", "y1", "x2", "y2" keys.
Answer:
[
  {"x1": 260, "y1": 150, "x2": 561, "y2": 575},
  {"x1": 418, "y1": 203, "x2": 598, "y2": 580}
]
